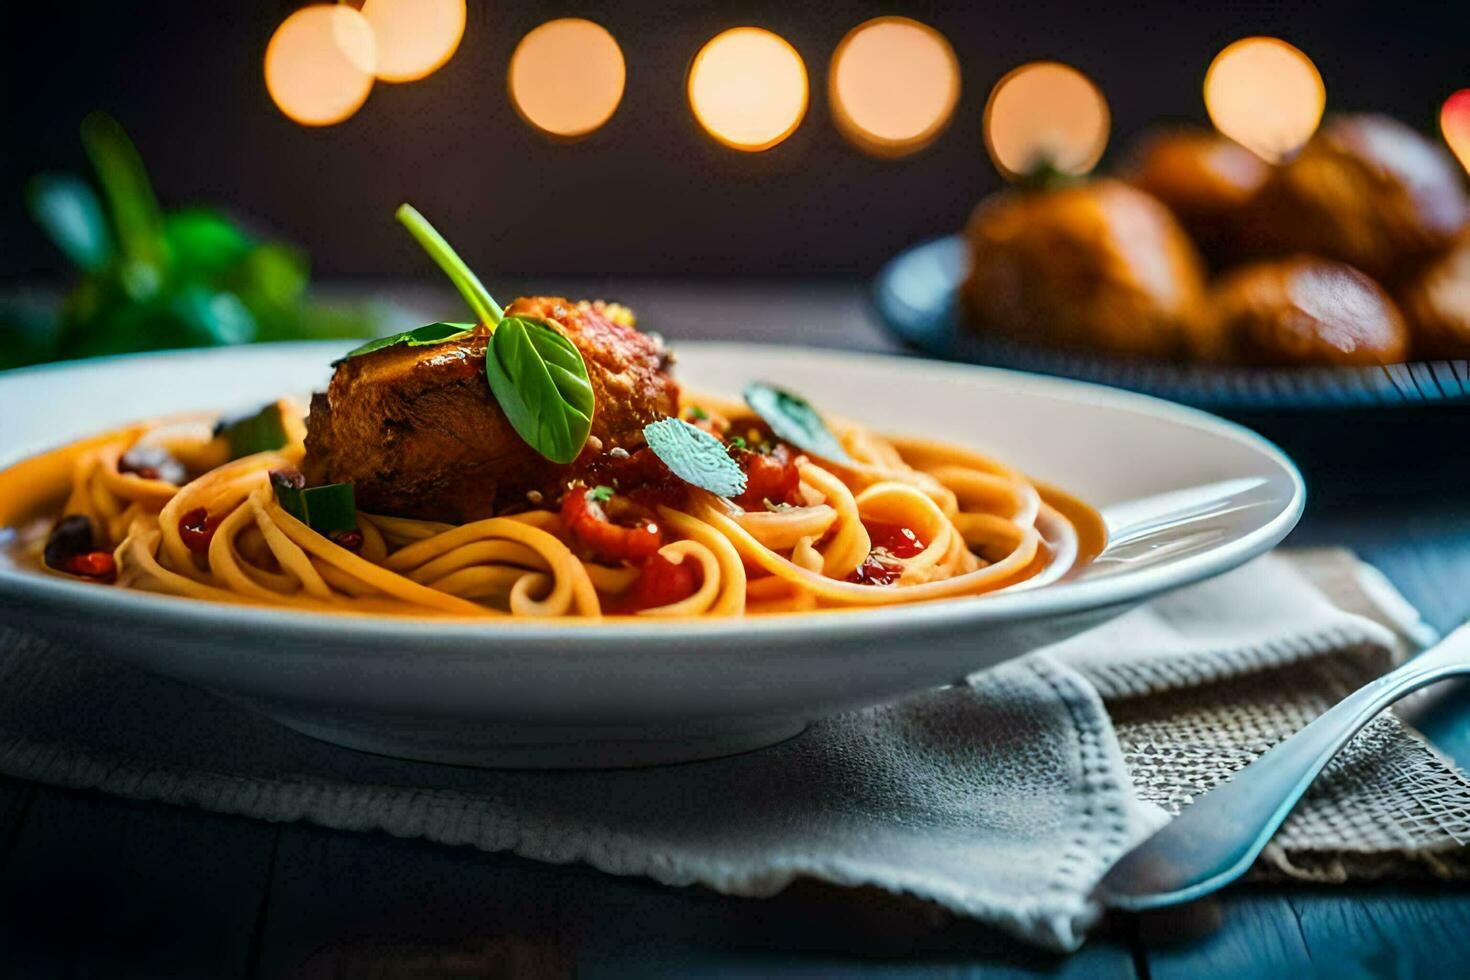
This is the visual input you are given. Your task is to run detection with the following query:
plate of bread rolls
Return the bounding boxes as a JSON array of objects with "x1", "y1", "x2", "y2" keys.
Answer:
[{"x1": 875, "y1": 114, "x2": 1470, "y2": 412}]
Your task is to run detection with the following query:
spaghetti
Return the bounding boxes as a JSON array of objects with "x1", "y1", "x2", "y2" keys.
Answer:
[{"x1": 2, "y1": 395, "x2": 1105, "y2": 619}]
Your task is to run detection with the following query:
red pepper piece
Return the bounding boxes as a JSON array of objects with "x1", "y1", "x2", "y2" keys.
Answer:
[
  {"x1": 733, "y1": 445, "x2": 801, "y2": 510},
  {"x1": 178, "y1": 507, "x2": 221, "y2": 554},
  {"x1": 64, "y1": 551, "x2": 116, "y2": 583},
  {"x1": 614, "y1": 553, "x2": 702, "y2": 613},
  {"x1": 560, "y1": 488, "x2": 664, "y2": 564}
]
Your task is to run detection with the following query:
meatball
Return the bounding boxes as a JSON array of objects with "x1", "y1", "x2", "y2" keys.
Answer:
[
  {"x1": 304, "y1": 298, "x2": 679, "y2": 523},
  {"x1": 1122, "y1": 127, "x2": 1271, "y2": 267},
  {"x1": 1399, "y1": 231, "x2": 1470, "y2": 359},
  {"x1": 1240, "y1": 114, "x2": 1469, "y2": 283},
  {"x1": 1206, "y1": 257, "x2": 1409, "y2": 366},
  {"x1": 961, "y1": 178, "x2": 1210, "y2": 359}
]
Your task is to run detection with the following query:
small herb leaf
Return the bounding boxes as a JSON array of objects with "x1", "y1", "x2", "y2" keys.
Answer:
[
  {"x1": 643, "y1": 418, "x2": 748, "y2": 498},
  {"x1": 25, "y1": 174, "x2": 114, "y2": 271},
  {"x1": 340, "y1": 322, "x2": 475, "y2": 362},
  {"x1": 589, "y1": 485, "x2": 615, "y2": 502},
  {"x1": 743, "y1": 383, "x2": 853, "y2": 464},
  {"x1": 484, "y1": 317, "x2": 594, "y2": 464}
]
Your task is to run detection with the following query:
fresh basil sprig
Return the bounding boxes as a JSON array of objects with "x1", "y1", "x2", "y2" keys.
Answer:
[
  {"x1": 743, "y1": 383, "x2": 853, "y2": 464},
  {"x1": 393, "y1": 204, "x2": 596, "y2": 464},
  {"x1": 485, "y1": 317, "x2": 595, "y2": 465},
  {"x1": 643, "y1": 418, "x2": 748, "y2": 498},
  {"x1": 338, "y1": 321, "x2": 474, "y2": 362}
]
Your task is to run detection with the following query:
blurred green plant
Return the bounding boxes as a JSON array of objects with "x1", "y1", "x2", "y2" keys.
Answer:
[{"x1": 1, "y1": 111, "x2": 386, "y2": 370}]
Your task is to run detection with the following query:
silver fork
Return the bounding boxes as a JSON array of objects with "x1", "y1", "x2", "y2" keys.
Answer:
[{"x1": 1095, "y1": 622, "x2": 1470, "y2": 911}]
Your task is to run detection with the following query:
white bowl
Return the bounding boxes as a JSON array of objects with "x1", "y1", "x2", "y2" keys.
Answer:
[{"x1": 0, "y1": 342, "x2": 1304, "y2": 767}]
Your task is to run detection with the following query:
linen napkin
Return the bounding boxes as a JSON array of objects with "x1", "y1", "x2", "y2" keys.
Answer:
[{"x1": 0, "y1": 549, "x2": 1465, "y2": 952}]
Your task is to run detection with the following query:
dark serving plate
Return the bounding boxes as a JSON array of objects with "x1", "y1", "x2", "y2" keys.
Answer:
[{"x1": 872, "y1": 235, "x2": 1470, "y2": 414}]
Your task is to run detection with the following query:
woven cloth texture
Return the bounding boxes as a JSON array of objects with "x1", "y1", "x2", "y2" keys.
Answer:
[{"x1": 0, "y1": 548, "x2": 1463, "y2": 950}]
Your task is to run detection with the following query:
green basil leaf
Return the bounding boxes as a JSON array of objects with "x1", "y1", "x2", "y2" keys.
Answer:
[
  {"x1": 743, "y1": 382, "x2": 854, "y2": 464},
  {"x1": 79, "y1": 111, "x2": 164, "y2": 269},
  {"x1": 232, "y1": 242, "x2": 309, "y2": 307},
  {"x1": 484, "y1": 317, "x2": 594, "y2": 465},
  {"x1": 339, "y1": 321, "x2": 475, "y2": 361},
  {"x1": 162, "y1": 209, "x2": 254, "y2": 276},
  {"x1": 25, "y1": 174, "x2": 114, "y2": 271},
  {"x1": 642, "y1": 418, "x2": 748, "y2": 499},
  {"x1": 169, "y1": 285, "x2": 257, "y2": 347}
]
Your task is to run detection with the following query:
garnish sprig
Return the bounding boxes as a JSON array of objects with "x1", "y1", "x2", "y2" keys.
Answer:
[
  {"x1": 395, "y1": 204, "x2": 503, "y2": 326},
  {"x1": 743, "y1": 383, "x2": 854, "y2": 464},
  {"x1": 370, "y1": 203, "x2": 596, "y2": 466},
  {"x1": 643, "y1": 418, "x2": 748, "y2": 498}
]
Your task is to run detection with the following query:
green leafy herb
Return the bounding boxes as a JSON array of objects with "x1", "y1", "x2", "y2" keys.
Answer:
[
  {"x1": 25, "y1": 174, "x2": 113, "y2": 272},
  {"x1": 685, "y1": 405, "x2": 709, "y2": 421},
  {"x1": 727, "y1": 436, "x2": 747, "y2": 451},
  {"x1": 588, "y1": 485, "x2": 615, "y2": 503},
  {"x1": 393, "y1": 204, "x2": 597, "y2": 465},
  {"x1": 643, "y1": 418, "x2": 748, "y2": 499},
  {"x1": 270, "y1": 471, "x2": 357, "y2": 534},
  {"x1": 743, "y1": 383, "x2": 853, "y2": 464},
  {"x1": 80, "y1": 110, "x2": 164, "y2": 271},
  {"x1": 340, "y1": 321, "x2": 475, "y2": 362},
  {"x1": 484, "y1": 317, "x2": 594, "y2": 464},
  {"x1": 217, "y1": 401, "x2": 291, "y2": 459},
  {"x1": 7, "y1": 111, "x2": 389, "y2": 373},
  {"x1": 395, "y1": 204, "x2": 503, "y2": 326}
]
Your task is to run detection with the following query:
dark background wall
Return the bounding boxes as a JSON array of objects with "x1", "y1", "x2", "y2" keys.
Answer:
[{"x1": 1, "y1": 1, "x2": 1465, "y2": 283}]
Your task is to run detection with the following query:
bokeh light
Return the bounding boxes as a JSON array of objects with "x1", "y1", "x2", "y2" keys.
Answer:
[
  {"x1": 688, "y1": 27, "x2": 808, "y2": 152},
  {"x1": 830, "y1": 17, "x2": 959, "y2": 157},
  {"x1": 1204, "y1": 37, "x2": 1325, "y2": 164},
  {"x1": 509, "y1": 19, "x2": 626, "y2": 139},
  {"x1": 360, "y1": 0, "x2": 465, "y2": 83},
  {"x1": 983, "y1": 62, "x2": 1110, "y2": 180},
  {"x1": 1442, "y1": 89, "x2": 1470, "y2": 176},
  {"x1": 265, "y1": 5, "x2": 377, "y2": 127}
]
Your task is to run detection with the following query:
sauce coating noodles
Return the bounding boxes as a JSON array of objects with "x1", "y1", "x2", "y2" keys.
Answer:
[{"x1": 2, "y1": 396, "x2": 1104, "y2": 619}]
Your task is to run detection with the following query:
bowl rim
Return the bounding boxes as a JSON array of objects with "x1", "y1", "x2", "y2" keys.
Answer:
[{"x1": 0, "y1": 340, "x2": 1305, "y2": 649}]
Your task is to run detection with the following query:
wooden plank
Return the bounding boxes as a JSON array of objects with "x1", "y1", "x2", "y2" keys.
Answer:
[
  {"x1": 257, "y1": 822, "x2": 1137, "y2": 979},
  {"x1": 1287, "y1": 889, "x2": 1470, "y2": 976},
  {"x1": 0, "y1": 786, "x2": 276, "y2": 979},
  {"x1": 1141, "y1": 891, "x2": 1313, "y2": 978},
  {"x1": 0, "y1": 775, "x2": 36, "y2": 865}
]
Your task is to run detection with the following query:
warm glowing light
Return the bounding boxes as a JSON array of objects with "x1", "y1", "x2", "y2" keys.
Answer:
[
  {"x1": 1442, "y1": 89, "x2": 1470, "y2": 175},
  {"x1": 360, "y1": 0, "x2": 465, "y2": 83},
  {"x1": 688, "y1": 27, "x2": 809, "y2": 152},
  {"x1": 830, "y1": 17, "x2": 959, "y2": 157},
  {"x1": 509, "y1": 19, "x2": 626, "y2": 139},
  {"x1": 1204, "y1": 37, "x2": 1324, "y2": 164},
  {"x1": 265, "y1": 5, "x2": 377, "y2": 126},
  {"x1": 983, "y1": 62, "x2": 1109, "y2": 180}
]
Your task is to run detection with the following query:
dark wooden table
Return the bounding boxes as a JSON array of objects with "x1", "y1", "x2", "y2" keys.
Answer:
[{"x1": 2, "y1": 281, "x2": 1468, "y2": 978}]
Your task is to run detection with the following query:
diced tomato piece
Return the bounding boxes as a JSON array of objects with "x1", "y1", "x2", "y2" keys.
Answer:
[
  {"x1": 847, "y1": 553, "x2": 903, "y2": 586},
  {"x1": 560, "y1": 488, "x2": 664, "y2": 564},
  {"x1": 733, "y1": 444, "x2": 801, "y2": 510},
  {"x1": 178, "y1": 507, "x2": 221, "y2": 554},
  {"x1": 64, "y1": 551, "x2": 117, "y2": 583},
  {"x1": 613, "y1": 553, "x2": 702, "y2": 613},
  {"x1": 863, "y1": 521, "x2": 926, "y2": 559},
  {"x1": 578, "y1": 448, "x2": 688, "y2": 509}
]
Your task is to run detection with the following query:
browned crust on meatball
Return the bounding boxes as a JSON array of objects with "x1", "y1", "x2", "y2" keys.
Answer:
[
  {"x1": 961, "y1": 178, "x2": 1210, "y2": 359},
  {"x1": 303, "y1": 298, "x2": 678, "y2": 523},
  {"x1": 1207, "y1": 257, "x2": 1409, "y2": 366}
]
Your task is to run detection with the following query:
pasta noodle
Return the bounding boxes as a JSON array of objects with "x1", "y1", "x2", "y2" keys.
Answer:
[{"x1": 1, "y1": 396, "x2": 1105, "y2": 620}]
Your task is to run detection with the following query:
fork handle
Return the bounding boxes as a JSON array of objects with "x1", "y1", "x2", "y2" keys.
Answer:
[{"x1": 1096, "y1": 623, "x2": 1470, "y2": 911}]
